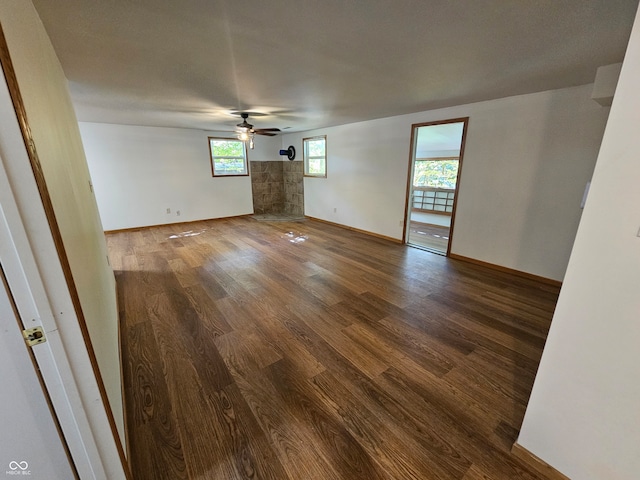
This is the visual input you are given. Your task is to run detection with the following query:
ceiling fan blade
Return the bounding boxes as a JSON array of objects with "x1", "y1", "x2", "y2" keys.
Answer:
[
  {"x1": 233, "y1": 114, "x2": 280, "y2": 137},
  {"x1": 254, "y1": 128, "x2": 280, "y2": 135}
]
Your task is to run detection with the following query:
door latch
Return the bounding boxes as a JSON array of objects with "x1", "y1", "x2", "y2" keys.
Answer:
[{"x1": 22, "y1": 326, "x2": 46, "y2": 347}]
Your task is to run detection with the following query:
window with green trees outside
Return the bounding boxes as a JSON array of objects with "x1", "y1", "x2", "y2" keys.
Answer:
[
  {"x1": 303, "y1": 136, "x2": 327, "y2": 177},
  {"x1": 208, "y1": 137, "x2": 248, "y2": 176},
  {"x1": 413, "y1": 158, "x2": 459, "y2": 188}
]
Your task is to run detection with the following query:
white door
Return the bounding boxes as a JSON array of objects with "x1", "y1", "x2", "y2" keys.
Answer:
[{"x1": 0, "y1": 265, "x2": 77, "y2": 479}]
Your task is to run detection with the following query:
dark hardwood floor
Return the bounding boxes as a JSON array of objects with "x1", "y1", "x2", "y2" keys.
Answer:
[
  {"x1": 107, "y1": 217, "x2": 560, "y2": 480},
  {"x1": 408, "y1": 221, "x2": 450, "y2": 253}
]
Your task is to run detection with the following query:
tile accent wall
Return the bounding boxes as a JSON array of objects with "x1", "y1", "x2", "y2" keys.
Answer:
[
  {"x1": 250, "y1": 161, "x2": 305, "y2": 215},
  {"x1": 250, "y1": 161, "x2": 304, "y2": 215},
  {"x1": 250, "y1": 161, "x2": 284, "y2": 214},
  {"x1": 283, "y1": 161, "x2": 304, "y2": 216}
]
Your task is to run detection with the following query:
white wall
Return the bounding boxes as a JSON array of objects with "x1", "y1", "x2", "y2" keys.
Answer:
[
  {"x1": 415, "y1": 121, "x2": 464, "y2": 158},
  {"x1": 518, "y1": 6, "x2": 640, "y2": 479},
  {"x1": 79, "y1": 74, "x2": 608, "y2": 281},
  {"x1": 411, "y1": 212, "x2": 451, "y2": 227},
  {"x1": 80, "y1": 123, "x2": 282, "y2": 231},
  {"x1": 0, "y1": 1, "x2": 127, "y2": 477},
  {"x1": 282, "y1": 84, "x2": 609, "y2": 281}
]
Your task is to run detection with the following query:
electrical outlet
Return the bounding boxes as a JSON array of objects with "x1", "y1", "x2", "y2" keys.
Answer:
[
  {"x1": 176, "y1": 210, "x2": 181, "y2": 216},
  {"x1": 166, "y1": 208, "x2": 171, "y2": 214}
]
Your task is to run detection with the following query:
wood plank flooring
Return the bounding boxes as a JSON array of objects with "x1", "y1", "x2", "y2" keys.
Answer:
[
  {"x1": 107, "y1": 217, "x2": 560, "y2": 480},
  {"x1": 408, "y1": 221, "x2": 450, "y2": 253}
]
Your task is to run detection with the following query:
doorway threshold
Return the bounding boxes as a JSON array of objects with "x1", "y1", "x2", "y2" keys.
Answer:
[{"x1": 407, "y1": 243, "x2": 447, "y2": 256}]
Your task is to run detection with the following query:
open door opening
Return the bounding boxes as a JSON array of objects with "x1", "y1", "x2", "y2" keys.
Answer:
[{"x1": 404, "y1": 118, "x2": 469, "y2": 255}]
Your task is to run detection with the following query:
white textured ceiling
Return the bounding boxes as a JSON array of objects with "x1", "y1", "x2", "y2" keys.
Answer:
[
  {"x1": 32, "y1": 0, "x2": 639, "y2": 133},
  {"x1": 416, "y1": 122, "x2": 465, "y2": 158}
]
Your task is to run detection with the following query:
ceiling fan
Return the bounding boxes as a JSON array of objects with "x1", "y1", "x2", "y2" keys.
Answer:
[{"x1": 235, "y1": 112, "x2": 280, "y2": 148}]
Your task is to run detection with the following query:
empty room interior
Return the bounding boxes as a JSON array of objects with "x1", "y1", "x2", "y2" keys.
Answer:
[{"x1": 1, "y1": 1, "x2": 640, "y2": 479}]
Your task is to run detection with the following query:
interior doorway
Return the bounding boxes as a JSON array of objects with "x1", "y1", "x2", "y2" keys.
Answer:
[{"x1": 404, "y1": 118, "x2": 469, "y2": 255}]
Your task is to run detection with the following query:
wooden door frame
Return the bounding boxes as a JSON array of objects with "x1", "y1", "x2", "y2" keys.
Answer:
[{"x1": 402, "y1": 117, "x2": 470, "y2": 256}]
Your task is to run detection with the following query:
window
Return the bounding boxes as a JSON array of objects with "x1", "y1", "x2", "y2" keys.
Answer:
[
  {"x1": 208, "y1": 137, "x2": 248, "y2": 176},
  {"x1": 303, "y1": 136, "x2": 327, "y2": 177},
  {"x1": 413, "y1": 157, "x2": 459, "y2": 188},
  {"x1": 412, "y1": 157, "x2": 459, "y2": 214}
]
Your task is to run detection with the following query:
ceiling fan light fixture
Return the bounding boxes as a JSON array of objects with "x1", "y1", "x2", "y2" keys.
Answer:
[
  {"x1": 236, "y1": 128, "x2": 255, "y2": 149},
  {"x1": 233, "y1": 112, "x2": 278, "y2": 149},
  {"x1": 237, "y1": 129, "x2": 251, "y2": 141}
]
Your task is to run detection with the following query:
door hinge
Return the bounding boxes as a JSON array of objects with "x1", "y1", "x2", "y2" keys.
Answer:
[{"x1": 23, "y1": 326, "x2": 46, "y2": 347}]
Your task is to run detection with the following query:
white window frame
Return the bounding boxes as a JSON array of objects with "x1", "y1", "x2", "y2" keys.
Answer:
[{"x1": 303, "y1": 135, "x2": 327, "y2": 177}]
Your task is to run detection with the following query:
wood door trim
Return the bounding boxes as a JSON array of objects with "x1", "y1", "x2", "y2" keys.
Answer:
[
  {"x1": 402, "y1": 124, "x2": 417, "y2": 244},
  {"x1": 445, "y1": 117, "x2": 469, "y2": 256},
  {"x1": 0, "y1": 24, "x2": 132, "y2": 480},
  {"x1": 404, "y1": 117, "x2": 469, "y2": 252}
]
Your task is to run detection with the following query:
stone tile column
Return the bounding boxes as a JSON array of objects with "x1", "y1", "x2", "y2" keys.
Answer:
[
  {"x1": 283, "y1": 161, "x2": 304, "y2": 216},
  {"x1": 250, "y1": 161, "x2": 286, "y2": 214}
]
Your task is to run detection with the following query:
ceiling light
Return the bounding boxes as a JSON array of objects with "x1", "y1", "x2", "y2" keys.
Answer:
[{"x1": 236, "y1": 128, "x2": 255, "y2": 149}]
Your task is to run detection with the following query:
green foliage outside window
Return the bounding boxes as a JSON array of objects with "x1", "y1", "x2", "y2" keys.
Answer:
[
  {"x1": 304, "y1": 136, "x2": 327, "y2": 177},
  {"x1": 413, "y1": 159, "x2": 458, "y2": 188},
  {"x1": 212, "y1": 139, "x2": 244, "y2": 157},
  {"x1": 209, "y1": 138, "x2": 248, "y2": 176}
]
